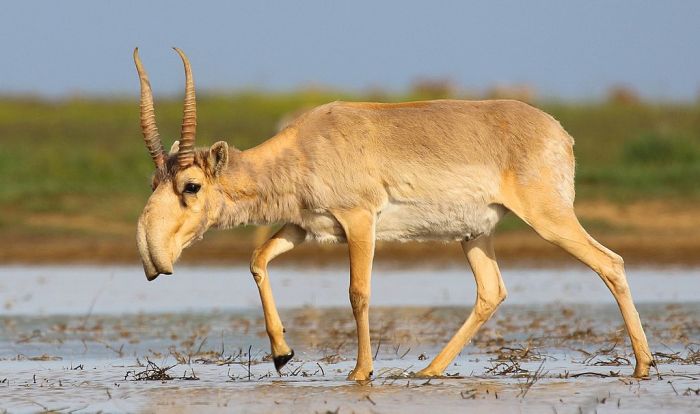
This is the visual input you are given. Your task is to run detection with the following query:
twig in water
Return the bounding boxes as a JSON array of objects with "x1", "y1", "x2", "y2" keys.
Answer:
[
  {"x1": 486, "y1": 358, "x2": 528, "y2": 376},
  {"x1": 220, "y1": 331, "x2": 225, "y2": 357},
  {"x1": 461, "y1": 389, "x2": 477, "y2": 399},
  {"x1": 95, "y1": 340, "x2": 124, "y2": 357},
  {"x1": 374, "y1": 334, "x2": 382, "y2": 360},
  {"x1": 179, "y1": 367, "x2": 199, "y2": 380},
  {"x1": 591, "y1": 356, "x2": 630, "y2": 366},
  {"x1": 247, "y1": 345, "x2": 252, "y2": 381},
  {"x1": 570, "y1": 370, "x2": 620, "y2": 378},
  {"x1": 195, "y1": 336, "x2": 208, "y2": 357},
  {"x1": 80, "y1": 272, "x2": 113, "y2": 329},
  {"x1": 682, "y1": 387, "x2": 700, "y2": 396},
  {"x1": 290, "y1": 363, "x2": 305, "y2": 376},
  {"x1": 125, "y1": 359, "x2": 175, "y2": 381},
  {"x1": 517, "y1": 360, "x2": 547, "y2": 399}
]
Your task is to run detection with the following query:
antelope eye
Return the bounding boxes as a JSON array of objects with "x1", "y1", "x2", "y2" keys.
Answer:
[{"x1": 184, "y1": 183, "x2": 201, "y2": 194}]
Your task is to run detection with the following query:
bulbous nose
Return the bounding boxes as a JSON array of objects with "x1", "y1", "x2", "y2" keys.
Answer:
[
  {"x1": 137, "y1": 209, "x2": 175, "y2": 281},
  {"x1": 136, "y1": 184, "x2": 192, "y2": 281}
]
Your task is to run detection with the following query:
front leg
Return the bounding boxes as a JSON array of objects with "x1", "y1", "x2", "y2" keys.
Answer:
[
  {"x1": 333, "y1": 208, "x2": 376, "y2": 381},
  {"x1": 250, "y1": 223, "x2": 306, "y2": 373}
]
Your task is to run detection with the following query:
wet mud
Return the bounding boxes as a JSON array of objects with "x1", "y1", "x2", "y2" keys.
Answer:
[{"x1": 1, "y1": 266, "x2": 699, "y2": 413}]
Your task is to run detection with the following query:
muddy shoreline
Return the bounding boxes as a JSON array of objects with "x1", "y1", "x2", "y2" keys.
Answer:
[
  {"x1": 4, "y1": 199, "x2": 698, "y2": 267},
  {"x1": 2, "y1": 265, "x2": 699, "y2": 412},
  {"x1": 2, "y1": 231, "x2": 699, "y2": 267},
  {"x1": 2, "y1": 302, "x2": 699, "y2": 413}
]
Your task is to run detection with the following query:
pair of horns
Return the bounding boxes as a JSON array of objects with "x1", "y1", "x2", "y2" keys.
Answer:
[{"x1": 133, "y1": 47, "x2": 196, "y2": 169}]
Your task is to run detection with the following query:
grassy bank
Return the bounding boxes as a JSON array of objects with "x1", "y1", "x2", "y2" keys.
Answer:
[{"x1": 1, "y1": 92, "x2": 698, "y2": 264}]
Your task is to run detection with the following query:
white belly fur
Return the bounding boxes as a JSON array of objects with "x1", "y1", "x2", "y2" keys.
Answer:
[
  {"x1": 376, "y1": 200, "x2": 505, "y2": 242},
  {"x1": 299, "y1": 200, "x2": 506, "y2": 243}
]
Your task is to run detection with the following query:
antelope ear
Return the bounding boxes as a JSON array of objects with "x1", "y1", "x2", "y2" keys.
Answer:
[
  {"x1": 209, "y1": 141, "x2": 229, "y2": 176},
  {"x1": 169, "y1": 140, "x2": 180, "y2": 155}
]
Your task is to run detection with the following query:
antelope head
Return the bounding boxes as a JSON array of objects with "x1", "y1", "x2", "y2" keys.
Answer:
[{"x1": 134, "y1": 48, "x2": 230, "y2": 280}]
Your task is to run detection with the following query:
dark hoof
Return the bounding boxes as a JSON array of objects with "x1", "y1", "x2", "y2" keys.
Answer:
[{"x1": 273, "y1": 350, "x2": 294, "y2": 372}]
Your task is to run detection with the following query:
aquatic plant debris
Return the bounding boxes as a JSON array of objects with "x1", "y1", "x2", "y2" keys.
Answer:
[{"x1": 1, "y1": 266, "x2": 699, "y2": 412}]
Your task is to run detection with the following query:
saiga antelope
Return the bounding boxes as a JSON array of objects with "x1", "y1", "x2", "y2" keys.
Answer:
[{"x1": 134, "y1": 48, "x2": 653, "y2": 381}]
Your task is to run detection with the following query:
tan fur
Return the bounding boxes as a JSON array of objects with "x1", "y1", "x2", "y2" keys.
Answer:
[{"x1": 137, "y1": 98, "x2": 652, "y2": 380}]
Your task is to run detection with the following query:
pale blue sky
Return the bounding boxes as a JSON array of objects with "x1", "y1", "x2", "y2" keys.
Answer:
[{"x1": 1, "y1": 1, "x2": 698, "y2": 100}]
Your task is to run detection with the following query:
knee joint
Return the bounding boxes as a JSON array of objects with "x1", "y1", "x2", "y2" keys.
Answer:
[
  {"x1": 250, "y1": 250, "x2": 267, "y2": 285},
  {"x1": 603, "y1": 254, "x2": 629, "y2": 296},
  {"x1": 610, "y1": 253, "x2": 625, "y2": 273},
  {"x1": 349, "y1": 288, "x2": 369, "y2": 311},
  {"x1": 475, "y1": 290, "x2": 505, "y2": 318},
  {"x1": 475, "y1": 299, "x2": 497, "y2": 317},
  {"x1": 609, "y1": 277, "x2": 630, "y2": 296}
]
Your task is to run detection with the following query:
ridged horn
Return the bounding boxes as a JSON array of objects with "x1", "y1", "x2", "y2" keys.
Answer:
[
  {"x1": 173, "y1": 47, "x2": 197, "y2": 168},
  {"x1": 133, "y1": 48, "x2": 166, "y2": 169}
]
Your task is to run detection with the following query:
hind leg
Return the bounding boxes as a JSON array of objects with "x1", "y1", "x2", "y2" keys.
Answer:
[
  {"x1": 507, "y1": 196, "x2": 653, "y2": 377},
  {"x1": 416, "y1": 234, "x2": 507, "y2": 377}
]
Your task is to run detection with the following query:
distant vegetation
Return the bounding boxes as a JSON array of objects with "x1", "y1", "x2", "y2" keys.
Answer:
[{"x1": 0, "y1": 90, "x2": 699, "y2": 240}]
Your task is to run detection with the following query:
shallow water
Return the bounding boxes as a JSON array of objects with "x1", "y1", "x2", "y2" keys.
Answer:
[
  {"x1": 1, "y1": 265, "x2": 699, "y2": 413},
  {"x1": 2, "y1": 264, "x2": 699, "y2": 315}
]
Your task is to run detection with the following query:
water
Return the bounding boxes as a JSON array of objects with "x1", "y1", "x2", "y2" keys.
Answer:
[
  {"x1": 2, "y1": 265, "x2": 699, "y2": 315},
  {"x1": 1, "y1": 265, "x2": 699, "y2": 413}
]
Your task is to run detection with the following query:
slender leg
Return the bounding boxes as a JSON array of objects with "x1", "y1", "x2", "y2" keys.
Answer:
[
  {"x1": 333, "y1": 208, "x2": 376, "y2": 381},
  {"x1": 250, "y1": 223, "x2": 306, "y2": 372},
  {"x1": 416, "y1": 235, "x2": 507, "y2": 377},
  {"x1": 522, "y1": 210, "x2": 653, "y2": 377}
]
